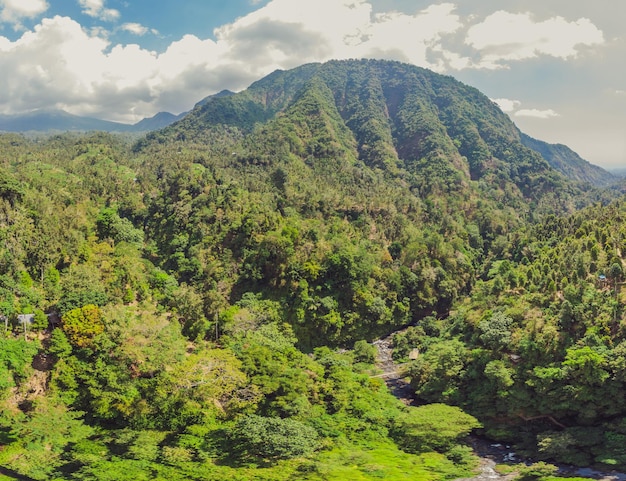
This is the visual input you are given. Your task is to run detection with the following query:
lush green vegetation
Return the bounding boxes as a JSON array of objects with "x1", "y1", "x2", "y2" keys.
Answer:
[
  {"x1": 402, "y1": 200, "x2": 626, "y2": 467},
  {"x1": 0, "y1": 59, "x2": 622, "y2": 479}
]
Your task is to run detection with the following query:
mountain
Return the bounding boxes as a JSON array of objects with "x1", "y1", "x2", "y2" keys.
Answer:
[
  {"x1": 521, "y1": 132, "x2": 616, "y2": 186},
  {"x1": 150, "y1": 59, "x2": 588, "y2": 202},
  {"x1": 153, "y1": 60, "x2": 609, "y2": 187},
  {"x1": 194, "y1": 88, "x2": 236, "y2": 108},
  {"x1": 135, "y1": 58, "x2": 614, "y2": 347},
  {"x1": 131, "y1": 111, "x2": 185, "y2": 131},
  {"x1": 0, "y1": 108, "x2": 184, "y2": 133},
  {"x1": 0, "y1": 73, "x2": 609, "y2": 190},
  {"x1": 0, "y1": 109, "x2": 131, "y2": 132}
]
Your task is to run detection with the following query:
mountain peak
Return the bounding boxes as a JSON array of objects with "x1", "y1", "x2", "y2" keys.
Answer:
[{"x1": 149, "y1": 58, "x2": 610, "y2": 187}]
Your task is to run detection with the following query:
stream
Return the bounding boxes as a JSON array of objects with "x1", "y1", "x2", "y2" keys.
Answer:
[{"x1": 373, "y1": 332, "x2": 626, "y2": 481}]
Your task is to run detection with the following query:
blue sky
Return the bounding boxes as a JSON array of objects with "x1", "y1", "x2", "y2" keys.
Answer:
[{"x1": 0, "y1": 0, "x2": 624, "y2": 169}]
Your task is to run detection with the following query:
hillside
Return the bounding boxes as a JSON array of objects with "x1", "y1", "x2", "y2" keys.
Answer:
[
  {"x1": 131, "y1": 59, "x2": 621, "y2": 348},
  {"x1": 0, "y1": 59, "x2": 623, "y2": 478},
  {"x1": 521, "y1": 133, "x2": 617, "y2": 186}
]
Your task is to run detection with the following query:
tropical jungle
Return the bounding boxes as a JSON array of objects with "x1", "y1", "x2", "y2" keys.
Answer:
[{"x1": 0, "y1": 59, "x2": 625, "y2": 480}]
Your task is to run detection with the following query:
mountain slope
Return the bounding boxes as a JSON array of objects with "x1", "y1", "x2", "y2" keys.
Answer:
[
  {"x1": 153, "y1": 59, "x2": 581, "y2": 210},
  {"x1": 134, "y1": 59, "x2": 608, "y2": 347},
  {"x1": 521, "y1": 132, "x2": 616, "y2": 186},
  {"x1": 131, "y1": 111, "x2": 185, "y2": 131}
]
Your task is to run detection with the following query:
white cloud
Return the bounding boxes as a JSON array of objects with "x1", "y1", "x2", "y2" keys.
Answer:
[
  {"x1": 492, "y1": 98, "x2": 522, "y2": 113},
  {"x1": 466, "y1": 11, "x2": 604, "y2": 69},
  {"x1": 0, "y1": 1, "x2": 609, "y2": 124},
  {"x1": 121, "y1": 23, "x2": 152, "y2": 36},
  {"x1": 78, "y1": 0, "x2": 119, "y2": 21},
  {"x1": 209, "y1": 0, "x2": 464, "y2": 78},
  {"x1": 0, "y1": 0, "x2": 48, "y2": 26},
  {"x1": 514, "y1": 108, "x2": 560, "y2": 119}
]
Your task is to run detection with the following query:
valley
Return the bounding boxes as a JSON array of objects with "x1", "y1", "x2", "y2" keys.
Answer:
[{"x1": 0, "y1": 59, "x2": 624, "y2": 480}]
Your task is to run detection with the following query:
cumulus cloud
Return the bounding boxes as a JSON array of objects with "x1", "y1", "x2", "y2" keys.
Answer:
[
  {"x1": 492, "y1": 98, "x2": 522, "y2": 113},
  {"x1": 78, "y1": 0, "x2": 119, "y2": 21},
  {"x1": 466, "y1": 11, "x2": 604, "y2": 69},
  {"x1": 514, "y1": 108, "x2": 560, "y2": 119},
  {"x1": 213, "y1": 0, "x2": 464, "y2": 74},
  {"x1": 120, "y1": 23, "x2": 157, "y2": 36},
  {"x1": 0, "y1": 0, "x2": 469, "y2": 121},
  {"x1": 0, "y1": 0, "x2": 48, "y2": 26},
  {"x1": 492, "y1": 98, "x2": 559, "y2": 119}
]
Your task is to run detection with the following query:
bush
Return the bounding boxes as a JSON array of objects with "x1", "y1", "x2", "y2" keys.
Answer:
[
  {"x1": 353, "y1": 340, "x2": 377, "y2": 364},
  {"x1": 393, "y1": 403, "x2": 481, "y2": 453},
  {"x1": 61, "y1": 305, "x2": 104, "y2": 348},
  {"x1": 231, "y1": 415, "x2": 319, "y2": 460},
  {"x1": 515, "y1": 462, "x2": 558, "y2": 481}
]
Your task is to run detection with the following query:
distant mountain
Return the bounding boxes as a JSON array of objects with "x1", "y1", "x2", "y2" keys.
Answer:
[
  {"x1": 606, "y1": 166, "x2": 626, "y2": 178},
  {"x1": 0, "y1": 108, "x2": 184, "y2": 133},
  {"x1": 520, "y1": 133, "x2": 617, "y2": 186},
  {"x1": 0, "y1": 109, "x2": 131, "y2": 132},
  {"x1": 151, "y1": 59, "x2": 584, "y2": 203},
  {"x1": 131, "y1": 111, "x2": 185, "y2": 131}
]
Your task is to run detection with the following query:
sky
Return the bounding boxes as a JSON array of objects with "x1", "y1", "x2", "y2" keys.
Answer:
[{"x1": 0, "y1": 1, "x2": 624, "y2": 169}]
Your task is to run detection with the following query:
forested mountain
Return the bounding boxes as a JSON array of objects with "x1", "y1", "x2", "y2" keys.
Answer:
[
  {"x1": 0, "y1": 59, "x2": 624, "y2": 479},
  {"x1": 521, "y1": 133, "x2": 617, "y2": 186},
  {"x1": 138, "y1": 59, "x2": 594, "y2": 345}
]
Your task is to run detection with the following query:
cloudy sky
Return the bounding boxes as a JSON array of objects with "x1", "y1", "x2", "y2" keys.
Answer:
[{"x1": 0, "y1": 1, "x2": 624, "y2": 169}]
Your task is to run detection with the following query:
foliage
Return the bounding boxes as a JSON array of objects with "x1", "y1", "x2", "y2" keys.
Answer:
[
  {"x1": 392, "y1": 403, "x2": 481, "y2": 453},
  {"x1": 61, "y1": 304, "x2": 104, "y2": 348},
  {"x1": 514, "y1": 462, "x2": 559, "y2": 481},
  {"x1": 231, "y1": 414, "x2": 319, "y2": 460},
  {"x1": 353, "y1": 340, "x2": 377, "y2": 364},
  {"x1": 0, "y1": 337, "x2": 38, "y2": 395}
]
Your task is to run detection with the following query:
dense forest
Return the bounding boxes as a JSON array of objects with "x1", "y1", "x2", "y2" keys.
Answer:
[{"x1": 0, "y1": 59, "x2": 624, "y2": 480}]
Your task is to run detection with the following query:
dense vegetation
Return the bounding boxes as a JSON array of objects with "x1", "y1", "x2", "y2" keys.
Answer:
[
  {"x1": 401, "y1": 201, "x2": 626, "y2": 467},
  {"x1": 0, "y1": 59, "x2": 623, "y2": 479}
]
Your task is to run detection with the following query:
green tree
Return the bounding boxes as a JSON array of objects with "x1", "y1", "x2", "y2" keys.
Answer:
[
  {"x1": 33, "y1": 309, "x2": 49, "y2": 331},
  {"x1": 353, "y1": 339, "x2": 377, "y2": 364},
  {"x1": 478, "y1": 311, "x2": 513, "y2": 351},
  {"x1": 231, "y1": 414, "x2": 319, "y2": 460},
  {"x1": 393, "y1": 403, "x2": 481, "y2": 453},
  {"x1": 61, "y1": 304, "x2": 104, "y2": 348}
]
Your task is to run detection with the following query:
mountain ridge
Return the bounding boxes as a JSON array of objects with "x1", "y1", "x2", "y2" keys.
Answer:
[
  {"x1": 0, "y1": 108, "x2": 185, "y2": 133},
  {"x1": 0, "y1": 59, "x2": 614, "y2": 187},
  {"x1": 520, "y1": 132, "x2": 617, "y2": 186},
  {"x1": 147, "y1": 59, "x2": 612, "y2": 187}
]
